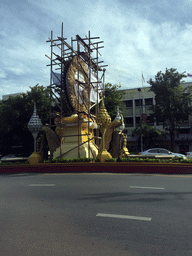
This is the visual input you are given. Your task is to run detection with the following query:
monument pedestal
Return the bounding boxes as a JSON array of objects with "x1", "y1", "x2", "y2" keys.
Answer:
[
  {"x1": 28, "y1": 152, "x2": 42, "y2": 164},
  {"x1": 98, "y1": 149, "x2": 112, "y2": 162},
  {"x1": 53, "y1": 123, "x2": 98, "y2": 159}
]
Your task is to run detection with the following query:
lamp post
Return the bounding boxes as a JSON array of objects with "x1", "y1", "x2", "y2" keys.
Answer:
[
  {"x1": 27, "y1": 102, "x2": 43, "y2": 164},
  {"x1": 138, "y1": 88, "x2": 143, "y2": 152}
]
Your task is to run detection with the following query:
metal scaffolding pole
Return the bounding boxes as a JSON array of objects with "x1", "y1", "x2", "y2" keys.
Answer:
[{"x1": 46, "y1": 24, "x2": 107, "y2": 159}]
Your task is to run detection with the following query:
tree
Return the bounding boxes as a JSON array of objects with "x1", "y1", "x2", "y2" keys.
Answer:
[
  {"x1": 148, "y1": 68, "x2": 192, "y2": 151},
  {"x1": 132, "y1": 123, "x2": 165, "y2": 151},
  {"x1": 0, "y1": 82, "x2": 124, "y2": 156},
  {"x1": 0, "y1": 84, "x2": 51, "y2": 156},
  {"x1": 104, "y1": 83, "x2": 124, "y2": 119}
]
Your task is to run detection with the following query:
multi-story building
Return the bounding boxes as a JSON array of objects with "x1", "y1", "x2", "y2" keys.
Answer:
[
  {"x1": 2, "y1": 92, "x2": 22, "y2": 101},
  {"x1": 121, "y1": 82, "x2": 192, "y2": 154}
]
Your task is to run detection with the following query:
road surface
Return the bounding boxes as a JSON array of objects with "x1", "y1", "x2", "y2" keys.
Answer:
[{"x1": 0, "y1": 173, "x2": 192, "y2": 255}]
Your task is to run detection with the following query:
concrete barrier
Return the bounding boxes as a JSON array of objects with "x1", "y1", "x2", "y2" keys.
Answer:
[{"x1": 0, "y1": 162, "x2": 192, "y2": 175}]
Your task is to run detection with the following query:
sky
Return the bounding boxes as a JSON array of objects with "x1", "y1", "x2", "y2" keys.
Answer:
[{"x1": 1, "y1": 0, "x2": 192, "y2": 99}]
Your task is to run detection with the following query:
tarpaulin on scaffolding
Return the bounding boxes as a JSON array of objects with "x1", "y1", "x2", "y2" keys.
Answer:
[{"x1": 52, "y1": 71, "x2": 103, "y2": 103}]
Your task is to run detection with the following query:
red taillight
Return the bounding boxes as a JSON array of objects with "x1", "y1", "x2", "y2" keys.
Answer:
[
  {"x1": 186, "y1": 153, "x2": 189, "y2": 155},
  {"x1": 138, "y1": 152, "x2": 141, "y2": 155}
]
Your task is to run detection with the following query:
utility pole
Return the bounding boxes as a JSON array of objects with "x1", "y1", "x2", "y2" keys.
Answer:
[{"x1": 138, "y1": 88, "x2": 143, "y2": 152}]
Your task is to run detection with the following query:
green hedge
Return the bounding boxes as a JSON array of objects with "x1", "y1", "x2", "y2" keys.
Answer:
[
  {"x1": 43, "y1": 157, "x2": 93, "y2": 163},
  {"x1": 1, "y1": 157, "x2": 192, "y2": 165},
  {"x1": 115, "y1": 157, "x2": 192, "y2": 163}
]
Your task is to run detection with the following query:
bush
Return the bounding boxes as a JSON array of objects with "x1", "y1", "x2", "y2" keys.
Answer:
[
  {"x1": 0, "y1": 156, "x2": 191, "y2": 165},
  {"x1": 94, "y1": 157, "x2": 100, "y2": 162},
  {"x1": 171, "y1": 157, "x2": 183, "y2": 163},
  {"x1": 105, "y1": 158, "x2": 117, "y2": 162},
  {"x1": 43, "y1": 157, "x2": 93, "y2": 163}
]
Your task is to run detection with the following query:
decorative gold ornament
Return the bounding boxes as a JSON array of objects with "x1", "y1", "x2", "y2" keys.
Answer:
[
  {"x1": 66, "y1": 56, "x2": 90, "y2": 113},
  {"x1": 120, "y1": 133, "x2": 130, "y2": 158},
  {"x1": 96, "y1": 98, "x2": 112, "y2": 161}
]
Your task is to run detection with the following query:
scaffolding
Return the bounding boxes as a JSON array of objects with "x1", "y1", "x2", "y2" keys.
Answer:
[{"x1": 45, "y1": 23, "x2": 108, "y2": 159}]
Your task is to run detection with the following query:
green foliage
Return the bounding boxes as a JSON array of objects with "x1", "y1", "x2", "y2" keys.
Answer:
[
  {"x1": 0, "y1": 159, "x2": 30, "y2": 165},
  {"x1": 115, "y1": 157, "x2": 190, "y2": 163},
  {"x1": 148, "y1": 68, "x2": 192, "y2": 151},
  {"x1": 1, "y1": 156, "x2": 192, "y2": 165},
  {"x1": 0, "y1": 84, "x2": 51, "y2": 133},
  {"x1": 43, "y1": 157, "x2": 93, "y2": 163},
  {"x1": 104, "y1": 83, "x2": 124, "y2": 119},
  {"x1": 105, "y1": 158, "x2": 117, "y2": 162},
  {"x1": 0, "y1": 84, "x2": 52, "y2": 155},
  {"x1": 132, "y1": 123, "x2": 165, "y2": 150}
]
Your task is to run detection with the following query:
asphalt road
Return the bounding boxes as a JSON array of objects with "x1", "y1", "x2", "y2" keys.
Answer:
[{"x1": 0, "y1": 173, "x2": 192, "y2": 256}]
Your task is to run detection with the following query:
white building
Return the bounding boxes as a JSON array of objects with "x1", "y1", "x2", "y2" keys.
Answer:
[
  {"x1": 2, "y1": 92, "x2": 22, "y2": 101},
  {"x1": 121, "y1": 82, "x2": 192, "y2": 154}
]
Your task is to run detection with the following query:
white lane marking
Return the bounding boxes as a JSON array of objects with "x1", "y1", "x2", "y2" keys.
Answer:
[
  {"x1": 96, "y1": 213, "x2": 151, "y2": 221},
  {"x1": 29, "y1": 184, "x2": 55, "y2": 186},
  {"x1": 130, "y1": 186, "x2": 164, "y2": 190}
]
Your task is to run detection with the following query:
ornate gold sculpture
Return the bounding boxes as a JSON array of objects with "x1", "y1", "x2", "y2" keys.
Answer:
[
  {"x1": 66, "y1": 56, "x2": 90, "y2": 113},
  {"x1": 105, "y1": 119, "x2": 121, "y2": 151},
  {"x1": 96, "y1": 98, "x2": 112, "y2": 161},
  {"x1": 36, "y1": 126, "x2": 60, "y2": 159},
  {"x1": 120, "y1": 133, "x2": 130, "y2": 158},
  {"x1": 103, "y1": 107, "x2": 129, "y2": 158},
  {"x1": 53, "y1": 112, "x2": 98, "y2": 159}
]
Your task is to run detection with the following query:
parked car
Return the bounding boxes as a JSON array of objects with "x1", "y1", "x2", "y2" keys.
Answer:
[
  {"x1": 139, "y1": 148, "x2": 186, "y2": 159},
  {"x1": 186, "y1": 152, "x2": 192, "y2": 158},
  {"x1": 0, "y1": 154, "x2": 17, "y2": 160}
]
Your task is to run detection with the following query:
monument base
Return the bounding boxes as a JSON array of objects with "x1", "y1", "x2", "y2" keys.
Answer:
[
  {"x1": 28, "y1": 152, "x2": 42, "y2": 164},
  {"x1": 53, "y1": 142, "x2": 98, "y2": 159},
  {"x1": 97, "y1": 149, "x2": 112, "y2": 162}
]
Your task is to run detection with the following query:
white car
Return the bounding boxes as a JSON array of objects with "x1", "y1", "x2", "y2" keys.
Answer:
[
  {"x1": 186, "y1": 152, "x2": 192, "y2": 158},
  {"x1": 1, "y1": 154, "x2": 17, "y2": 160},
  {"x1": 139, "y1": 148, "x2": 186, "y2": 159}
]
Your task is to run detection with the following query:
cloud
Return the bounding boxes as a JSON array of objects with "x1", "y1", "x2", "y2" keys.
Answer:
[
  {"x1": 0, "y1": 70, "x2": 6, "y2": 79},
  {"x1": 1, "y1": 0, "x2": 192, "y2": 100}
]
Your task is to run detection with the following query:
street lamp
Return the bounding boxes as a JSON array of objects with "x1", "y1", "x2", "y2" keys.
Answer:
[
  {"x1": 138, "y1": 88, "x2": 143, "y2": 152},
  {"x1": 27, "y1": 102, "x2": 43, "y2": 163}
]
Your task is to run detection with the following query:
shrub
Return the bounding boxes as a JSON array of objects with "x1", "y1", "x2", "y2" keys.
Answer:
[
  {"x1": 105, "y1": 158, "x2": 117, "y2": 162},
  {"x1": 171, "y1": 157, "x2": 183, "y2": 163},
  {"x1": 95, "y1": 157, "x2": 100, "y2": 162},
  {"x1": 43, "y1": 157, "x2": 93, "y2": 163}
]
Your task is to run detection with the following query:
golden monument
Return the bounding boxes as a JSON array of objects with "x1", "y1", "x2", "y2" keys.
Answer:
[
  {"x1": 53, "y1": 112, "x2": 98, "y2": 159},
  {"x1": 95, "y1": 98, "x2": 112, "y2": 162},
  {"x1": 37, "y1": 28, "x2": 130, "y2": 162}
]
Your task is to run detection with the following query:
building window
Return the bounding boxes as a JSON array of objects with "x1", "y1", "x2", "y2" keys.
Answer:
[
  {"x1": 174, "y1": 115, "x2": 189, "y2": 124},
  {"x1": 125, "y1": 117, "x2": 133, "y2": 127},
  {"x1": 183, "y1": 114, "x2": 189, "y2": 123},
  {"x1": 135, "y1": 116, "x2": 140, "y2": 126},
  {"x1": 135, "y1": 99, "x2": 143, "y2": 107},
  {"x1": 145, "y1": 98, "x2": 153, "y2": 106},
  {"x1": 156, "y1": 118, "x2": 163, "y2": 126},
  {"x1": 179, "y1": 128, "x2": 190, "y2": 134},
  {"x1": 124, "y1": 100, "x2": 133, "y2": 108},
  {"x1": 147, "y1": 115, "x2": 154, "y2": 125}
]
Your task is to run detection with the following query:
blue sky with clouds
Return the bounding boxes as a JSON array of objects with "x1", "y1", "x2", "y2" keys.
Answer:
[{"x1": 1, "y1": 0, "x2": 192, "y2": 99}]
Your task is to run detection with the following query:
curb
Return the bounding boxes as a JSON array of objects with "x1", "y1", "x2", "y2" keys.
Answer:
[{"x1": 1, "y1": 162, "x2": 192, "y2": 174}]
